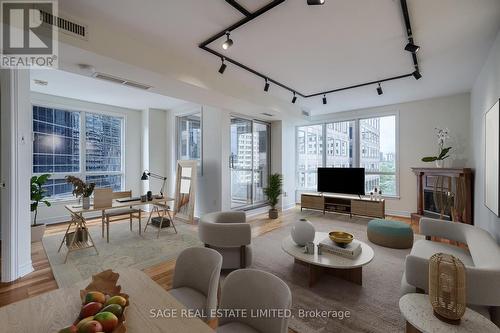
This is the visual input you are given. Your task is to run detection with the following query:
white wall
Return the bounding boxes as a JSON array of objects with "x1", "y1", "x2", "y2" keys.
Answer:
[
  {"x1": 292, "y1": 93, "x2": 471, "y2": 217},
  {"x1": 1, "y1": 69, "x2": 33, "y2": 281},
  {"x1": 32, "y1": 93, "x2": 143, "y2": 224},
  {"x1": 471, "y1": 29, "x2": 500, "y2": 242}
]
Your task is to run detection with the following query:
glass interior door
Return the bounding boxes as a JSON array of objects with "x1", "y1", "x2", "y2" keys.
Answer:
[{"x1": 230, "y1": 117, "x2": 270, "y2": 209}]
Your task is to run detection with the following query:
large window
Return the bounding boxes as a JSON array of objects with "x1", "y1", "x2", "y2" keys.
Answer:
[
  {"x1": 296, "y1": 115, "x2": 397, "y2": 196},
  {"x1": 32, "y1": 105, "x2": 124, "y2": 198},
  {"x1": 177, "y1": 112, "x2": 202, "y2": 166}
]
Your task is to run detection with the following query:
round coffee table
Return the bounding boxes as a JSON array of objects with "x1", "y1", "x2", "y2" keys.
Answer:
[
  {"x1": 281, "y1": 231, "x2": 374, "y2": 287},
  {"x1": 399, "y1": 293, "x2": 500, "y2": 333}
]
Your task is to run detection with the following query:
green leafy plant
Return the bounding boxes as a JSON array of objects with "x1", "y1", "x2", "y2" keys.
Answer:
[
  {"x1": 31, "y1": 174, "x2": 51, "y2": 226},
  {"x1": 421, "y1": 147, "x2": 452, "y2": 162},
  {"x1": 65, "y1": 175, "x2": 95, "y2": 198},
  {"x1": 263, "y1": 173, "x2": 283, "y2": 209}
]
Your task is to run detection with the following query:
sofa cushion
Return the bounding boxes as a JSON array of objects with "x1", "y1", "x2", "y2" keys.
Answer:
[{"x1": 410, "y1": 239, "x2": 474, "y2": 266}]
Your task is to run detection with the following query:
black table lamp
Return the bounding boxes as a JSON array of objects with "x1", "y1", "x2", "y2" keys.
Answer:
[{"x1": 141, "y1": 170, "x2": 167, "y2": 198}]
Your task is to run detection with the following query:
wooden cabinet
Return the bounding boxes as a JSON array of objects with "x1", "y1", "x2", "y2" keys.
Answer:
[
  {"x1": 351, "y1": 199, "x2": 385, "y2": 219},
  {"x1": 301, "y1": 193, "x2": 385, "y2": 219},
  {"x1": 301, "y1": 194, "x2": 325, "y2": 211}
]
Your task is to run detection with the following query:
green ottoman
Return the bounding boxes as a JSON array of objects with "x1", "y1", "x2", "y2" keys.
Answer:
[{"x1": 367, "y1": 219, "x2": 414, "y2": 249}]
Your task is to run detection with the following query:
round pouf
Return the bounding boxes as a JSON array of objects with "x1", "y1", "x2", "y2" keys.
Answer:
[
  {"x1": 367, "y1": 219, "x2": 413, "y2": 249},
  {"x1": 291, "y1": 218, "x2": 315, "y2": 246}
]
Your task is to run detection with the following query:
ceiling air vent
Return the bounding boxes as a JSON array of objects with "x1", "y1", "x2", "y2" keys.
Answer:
[
  {"x1": 302, "y1": 109, "x2": 311, "y2": 117},
  {"x1": 92, "y1": 72, "x2": 152, "y2": 90},
  {"x1": 261, "y1": 112, "x2": 274, "y2": 117},
  {"x1": 40, "y1": 10, "x2": 87, "y2": 39}
]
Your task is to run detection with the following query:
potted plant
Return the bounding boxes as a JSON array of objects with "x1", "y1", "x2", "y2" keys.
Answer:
[
  {"x1": 65, "y1": 176, "x2": 95, "y2": 209},
  {"x1": 31, "y1": 174, "x2": 52, "y2": 242},
  {"x1": 422, "y1": 128, "x2": 452, "y2": 168},
  {"x1": 263, "y1": 173, "x2": 283, "y2": 219}
]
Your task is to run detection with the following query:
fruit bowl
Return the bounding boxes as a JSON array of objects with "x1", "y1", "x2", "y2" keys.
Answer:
[
  {"x1": 58, "y1": 270, "x2": 129, "y2": 333},
  {"x1": 329, "y1": 231, "x2": 354, "y2": 248}
]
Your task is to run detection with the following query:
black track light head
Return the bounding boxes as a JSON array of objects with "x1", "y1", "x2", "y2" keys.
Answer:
[
  {"x1": 222, "y1": 32, "x2": 233, "y2": 50},
  {"x1": 218, "y1": 58, "x2": 227, "y2": 74},
  {"x1": 264, "y1": 79, "x2": 270, "y2": 92},
  {"x1": 292, "y1": 92, "x2": 297, "y2": 104},
  {"x1": 405, "y1": 42, "x2": 420, "y2": 53},
  {"x1": 307, "y1": 0, "x2": 325, "y2": 5},
  {"x1": 412, "y1": 70, "x2": 422, "y2": 80},
  {"x1": 377, "y1": 83, "x2": 383, "y2": 95},
  {"x1": 322, "y1": 94, "x2": 327, "y2": 105}
]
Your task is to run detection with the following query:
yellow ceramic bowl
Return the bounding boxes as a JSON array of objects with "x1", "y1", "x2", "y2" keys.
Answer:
[{"x1": 329, "y1": 231, "x2": 354, "y2": 247}]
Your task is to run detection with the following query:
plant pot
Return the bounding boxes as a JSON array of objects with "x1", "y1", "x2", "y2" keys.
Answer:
[
  {"x1": 82, "y1": 196, "x2": 91, "y2": 209},
  {"x1": 435, "y1": 160, "x2": 444, "y2": 168},
  {"x1": 31, "y1": 224, "x2": 46, "y2": 243},
  {"x1": 269, "y1": 208, "x2": 279, "y2": 219}
]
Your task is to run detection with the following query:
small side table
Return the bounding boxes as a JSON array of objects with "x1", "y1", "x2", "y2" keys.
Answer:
[{"x1": 399, "y1": 293, "x2": 500, "y2": 333}]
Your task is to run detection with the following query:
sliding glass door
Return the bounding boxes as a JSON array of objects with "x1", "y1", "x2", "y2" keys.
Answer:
[{"x1": 230, "y1": 117, "x2": 270, "y2": 209}]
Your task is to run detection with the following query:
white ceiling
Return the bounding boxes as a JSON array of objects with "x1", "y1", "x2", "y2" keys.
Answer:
[
  {"x1": 58, "y1": 0, "x2": 500, "y2": 115},
  {"x1": 30, "y1": 69, "x2": 188, "y2": 111}
]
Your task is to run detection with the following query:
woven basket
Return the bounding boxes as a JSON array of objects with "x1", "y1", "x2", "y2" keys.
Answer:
[{"x1": 428, "y1": 253, "x2": 466, "y2": 325}]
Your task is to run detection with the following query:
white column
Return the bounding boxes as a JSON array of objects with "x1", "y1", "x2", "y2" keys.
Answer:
[
  {"x1": 0, "y1": 69, "x2": 33, "y2": 282},
  {"x1": 141, "y1": 109, "x2": 149, "y2": 194}
]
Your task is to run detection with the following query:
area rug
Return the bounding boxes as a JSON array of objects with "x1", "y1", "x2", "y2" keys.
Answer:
[
  {"x1": 43, "y1": 220, "x2": 202, "y2": 288},
  {"x1": 251, "y1": 211, "x2": 420, "y2": 333}
]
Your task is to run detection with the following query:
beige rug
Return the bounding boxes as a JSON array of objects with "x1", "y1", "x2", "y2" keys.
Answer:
[
  {"x1": 43, "y1": 220, "x2": 202, "y2": 288},
  {"x1": 251, "y1": 210, "x2": 420, "y2": 333}
]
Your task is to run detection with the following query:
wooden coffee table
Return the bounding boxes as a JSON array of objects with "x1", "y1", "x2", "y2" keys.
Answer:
[{"x1": 281, "y1": 232, "x2": 374, "y2": 287}]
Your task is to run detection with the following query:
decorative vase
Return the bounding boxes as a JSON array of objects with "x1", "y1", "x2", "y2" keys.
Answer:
[
  {"x1": 269, "y1": 208, "x2": 279, "y2": 219},
  {"x1": 82, "y1": 196, "x2": 91, "y2": 209},
  {"x1": 435, "y1": 160, "x2": 444, "y2": 168},
  {"x1": 291, "y1": 218, "x2": 315, "y2": 246},
  {"x1": 429, "y1": 253, "x2": 466, "y2": 325}
]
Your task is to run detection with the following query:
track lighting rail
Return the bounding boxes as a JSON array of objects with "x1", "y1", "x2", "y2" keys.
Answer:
[{"x1": 199, "y1": 0, "x2": 421, "y2": 102}]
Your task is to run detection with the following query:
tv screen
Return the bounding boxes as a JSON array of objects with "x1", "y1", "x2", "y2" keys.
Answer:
[{"x1": 317, "y1": 168, "x2": 365, "y2": 195}]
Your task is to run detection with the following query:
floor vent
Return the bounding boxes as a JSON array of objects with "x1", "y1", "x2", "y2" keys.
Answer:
[
  {"x1": 92, "y1": 72, "x2": 152, "y2": 90},
  {"x1": 40, "y1": 10, "x2": 87, "y2": 39}
]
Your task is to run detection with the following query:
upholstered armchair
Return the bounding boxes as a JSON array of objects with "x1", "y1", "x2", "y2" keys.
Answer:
[
  {"x1": 217, "y1": 269, "x2": 292, "y2": 333},
  {"x1": 198, "y1": 211, "x2": 252, "y2": 269},
  {"x1": 169, "y1": 247, "x2": 223, "y2": 321},
  {"x1": 401, "y1": 217, "x2": 500, "y2": 324}
]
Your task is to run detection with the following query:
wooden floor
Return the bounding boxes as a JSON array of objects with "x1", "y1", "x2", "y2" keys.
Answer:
[{"x1": 0, "y1": 208, "x2": 413, "y2": 332}]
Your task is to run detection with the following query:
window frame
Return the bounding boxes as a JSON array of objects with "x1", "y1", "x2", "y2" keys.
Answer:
[
  {"x1": 295, "y1": 111, "x2": 400, "y2": 198},
  {"x1": 175, "y1": 107, "x2": 203, "y2": 175},
  {"x1": 31, "y1": 100, "x2": 126, "y2": 201}
]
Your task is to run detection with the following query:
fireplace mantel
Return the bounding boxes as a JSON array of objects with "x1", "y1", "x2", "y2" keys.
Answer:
[{"x1": 411, "y1": 167, "x2": 473, "y2": 225}]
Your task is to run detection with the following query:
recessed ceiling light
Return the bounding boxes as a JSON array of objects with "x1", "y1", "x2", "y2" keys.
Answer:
[{"x1": 33, "y1": 79, "x2": 48, "y2": 86}]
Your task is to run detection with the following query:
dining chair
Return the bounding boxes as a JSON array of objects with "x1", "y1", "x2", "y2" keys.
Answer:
[
  {"x1": 217, "y1": 269, "x2": 292, "y2": 333},
  {"x1": 102, "y1": 190, "x2": 142, "y2": 243},
  {"x1": 169, "y1": 247, "x2": 223, "y2": 321}
]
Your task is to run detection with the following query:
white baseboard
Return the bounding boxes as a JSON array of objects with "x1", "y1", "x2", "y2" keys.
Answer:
[
  {"x1": 385, "y1": 209, "x2": 411, "y2": 218},
  {"x1": 283, "y1": 203, "x2": 297, "y2": 211}
]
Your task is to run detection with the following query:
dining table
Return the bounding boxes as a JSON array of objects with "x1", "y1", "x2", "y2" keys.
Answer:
[{"x1": 0, "y1": 268, "x2": 215, "y2": 332}]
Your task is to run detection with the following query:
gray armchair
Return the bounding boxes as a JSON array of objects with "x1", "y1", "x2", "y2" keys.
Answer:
[
  {"x1": 169, "y1": 247, "x2": 223, "y2": 321},
  {"x1": 217, "y1": 269, "x2": 292, "y2": 333},
  {"x1": 199, "y1": 211, "x2": 252, "y2": 269}
]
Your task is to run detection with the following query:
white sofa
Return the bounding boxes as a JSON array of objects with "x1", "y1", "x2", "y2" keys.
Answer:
[
  {"x1": 401, "y1": 217, "x2": 500, "y2": 325},
  {"x1": 198, "y1": 211, "x2": 253, "y2": 269}
]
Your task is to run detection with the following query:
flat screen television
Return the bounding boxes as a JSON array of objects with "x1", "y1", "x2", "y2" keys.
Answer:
[{"x1": 317, "y1": 168, "x2": 365, "y2": 196}]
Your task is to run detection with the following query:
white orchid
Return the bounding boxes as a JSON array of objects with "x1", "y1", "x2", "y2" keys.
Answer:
[{"x1": 436, "y1": 127, "x2": 450, "y2": 148}]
